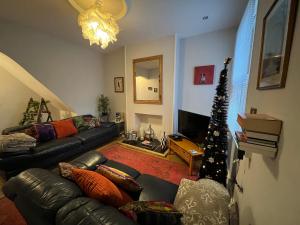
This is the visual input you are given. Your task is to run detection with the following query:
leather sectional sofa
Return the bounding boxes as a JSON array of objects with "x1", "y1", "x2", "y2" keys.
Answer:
[
  {"x1": 3, "y1": 150, "x2": 179, "y2": 225},
  {"x1": 0, "y1": 122, "x2": 119, "y2": 178}
]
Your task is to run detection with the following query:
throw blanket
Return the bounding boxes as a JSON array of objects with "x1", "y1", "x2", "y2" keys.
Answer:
[{"x1": 0, "y1": 133, "x2": 36, "y2": 153}]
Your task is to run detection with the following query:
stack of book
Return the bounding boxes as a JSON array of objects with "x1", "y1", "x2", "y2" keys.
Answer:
[{"x1": 235, "y1": 113, "x2": 282, "y2": 157}]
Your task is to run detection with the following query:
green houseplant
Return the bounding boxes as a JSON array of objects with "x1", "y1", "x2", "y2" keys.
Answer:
[{"x1": 97, "y1": 94, "x2": 110, "y2": 122}]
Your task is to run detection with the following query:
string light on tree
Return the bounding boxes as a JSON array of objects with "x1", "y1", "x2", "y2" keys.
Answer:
[{"x1": 199, "y1": 57, "x2": 232, "y2": 186}]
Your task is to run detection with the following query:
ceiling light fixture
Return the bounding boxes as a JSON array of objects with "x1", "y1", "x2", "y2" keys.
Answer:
[{"x1": 78, "y1": 0, "x2": 119, "y2": 49}]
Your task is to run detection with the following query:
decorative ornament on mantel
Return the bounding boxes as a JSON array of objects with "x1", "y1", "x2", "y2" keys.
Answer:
[{"x1": 68, "y1": 0, "x2": 127, "y2": 49}]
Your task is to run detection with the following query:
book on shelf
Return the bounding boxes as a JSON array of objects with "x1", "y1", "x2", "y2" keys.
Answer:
[
  {"x1": 245, "y1": 131, "x2": 279, "y2": 142},
  {"x1": 235, "y1": 131, "x2": 277, "y2": 147},
  {"x1": 235, "y1": 131, "x2": 277, "y2": 157},
  {"x1": 238, "y1": 142, "x2": 277, "y2": 158},
  {"x1": 237, "y1": 113, "x2": 282, "y2": 135}
]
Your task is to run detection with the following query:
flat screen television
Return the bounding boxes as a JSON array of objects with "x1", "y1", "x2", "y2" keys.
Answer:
[{"x1": 178, "y1": 109, "x2": 210, "y2": 144}]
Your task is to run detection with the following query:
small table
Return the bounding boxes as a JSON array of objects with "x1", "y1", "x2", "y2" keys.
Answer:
[{"x1": 168, "y1": 137, "x2": 204, "y2": 176}]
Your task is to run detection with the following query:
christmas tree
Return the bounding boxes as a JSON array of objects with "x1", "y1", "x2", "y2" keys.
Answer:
[{"x1": 199, "y1": 57, "x2": 231, "y2": 186}]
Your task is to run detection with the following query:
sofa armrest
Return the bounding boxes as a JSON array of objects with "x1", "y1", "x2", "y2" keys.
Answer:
[
  {"x1": 56, "y1": 197, "x2": 137, "y2": 225},
  {"x1": 2, "y1": 124, "x2": 33, "y2": 135},
  {"x1": 3, "y1": 168, "x2": 82, "y2": 223}
]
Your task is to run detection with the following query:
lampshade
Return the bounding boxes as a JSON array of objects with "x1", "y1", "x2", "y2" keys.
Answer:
[{"x1": 78, "y1": 1, "x2": 119, "y2": 49}]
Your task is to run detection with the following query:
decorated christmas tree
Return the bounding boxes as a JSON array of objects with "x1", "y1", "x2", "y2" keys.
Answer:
[{"x1": 199, "y1": 57, "x2": 231, "y2": 186}]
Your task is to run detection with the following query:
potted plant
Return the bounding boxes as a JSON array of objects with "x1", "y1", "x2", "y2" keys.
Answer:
[{"x1": 97, "y1": 94, "x2": 110, "y2": 122}]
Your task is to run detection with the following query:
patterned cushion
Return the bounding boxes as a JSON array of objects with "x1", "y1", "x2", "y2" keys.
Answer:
[
  {"x1": 72, "y1": 116, "x2": 89, "y2": 132},
  {"x1": 51, "y1": 119, "x2": 78, "y2": 139},
  {"x1": 72, "y1": 168, "x2": 133, "y2": 208},
  {"x1": 58, "y1": 162, "x2": 77, "y2": 180},
  {"x1": 174, "y1": 178, "x2": 230, "y2": 225},
  {"x1": 119, "y1": 201, "x2": 182, "y2": 225},
  {"x1": 96, "y1": 165, "x2": 143, "y2": 193},
  {"x1": 82, "y1": 115, "x2": 100, "y2": 128},
  {"x1": 34, "y1": 123, "x2": 56, "y2": 142}
]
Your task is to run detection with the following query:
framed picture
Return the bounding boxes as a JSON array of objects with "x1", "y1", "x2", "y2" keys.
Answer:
[
  {"x1": 114, "y1": 77, "x2": 124, "y2": 93},
  {"x1": 194, "y1": 65, "x2": 214, "y2": 85},
  {"x1": 257, "y1": 0, "x2": 298, "y2": 90}
]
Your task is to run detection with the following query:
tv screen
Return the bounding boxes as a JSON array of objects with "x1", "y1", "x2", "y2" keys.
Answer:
[{"x1": 178, "y1": 110, "x2": 210, "y2": 144}]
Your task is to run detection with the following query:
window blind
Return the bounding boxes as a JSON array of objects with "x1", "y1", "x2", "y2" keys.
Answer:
[{"x1": 227, "y1": 0, "x2": 258, "y2": 133}]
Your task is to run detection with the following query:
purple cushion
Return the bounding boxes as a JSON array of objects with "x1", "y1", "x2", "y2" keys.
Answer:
[{"x1": 34, "y1": 123, "x2": 56, "y2": 142}]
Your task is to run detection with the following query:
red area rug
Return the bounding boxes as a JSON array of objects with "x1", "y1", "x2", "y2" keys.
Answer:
[
  {"x1": 101, "y1": 143, "x2": 198, "y2": 185},
  {"x1": 0, "y1": 197, "x2": 26, "y2": 225}
]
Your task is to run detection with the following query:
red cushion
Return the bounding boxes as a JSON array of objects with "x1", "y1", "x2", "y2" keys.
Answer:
[
  {"x1": 72, "y1": 168, "x2": 133, "y2": 207},
  {"x1": 51, "y1": 119, "x2": 78, "y2": 139}
]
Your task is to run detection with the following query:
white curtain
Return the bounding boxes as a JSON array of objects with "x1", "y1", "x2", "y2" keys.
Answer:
[{"x1": 227, "y1": 0, "x2": 258, "y2": 133}]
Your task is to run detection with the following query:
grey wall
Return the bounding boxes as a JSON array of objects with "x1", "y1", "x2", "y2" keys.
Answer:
[{"x1": 0, "y1": 20, "x2": 104, "y2": 115}]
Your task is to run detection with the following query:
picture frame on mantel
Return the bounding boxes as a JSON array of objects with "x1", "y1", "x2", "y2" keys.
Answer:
[
  {"x1": 257, "y1": 0, "x2": 298, "y2": 90},
  {"x1": 114, "y1": 77, "x2": 124, "y2": 93}
]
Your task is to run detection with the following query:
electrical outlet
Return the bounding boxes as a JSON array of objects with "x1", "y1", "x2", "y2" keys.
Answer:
[{"x1": 250, "y1": 107, "x2": 257, "y2": 114}]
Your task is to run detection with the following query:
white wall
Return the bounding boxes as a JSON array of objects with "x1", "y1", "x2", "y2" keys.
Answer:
[
  {"x1": 103, "y1": 47, "x2": 126, "y2": 121},
  {"x1": 178, "y1": 27, "x2": 236, "y2": 116},
  {"x1": 0, "y1": 20, "x2": 104, "y2": 115},
  {"x1": 125, "y1": 36, "x2": 176, "y2": 137},
  {"x1": 236, "y1": 1, "x2": 300, "y2": 225}
]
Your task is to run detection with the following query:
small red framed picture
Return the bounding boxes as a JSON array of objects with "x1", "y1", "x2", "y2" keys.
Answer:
[{"x1": 194, "y1": 65, "x2": 214, "y2": 85}]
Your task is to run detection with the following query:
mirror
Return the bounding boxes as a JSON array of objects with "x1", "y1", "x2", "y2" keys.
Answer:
[{"x1": 133, "y1": 55, "x2": 163, "y2": 104}]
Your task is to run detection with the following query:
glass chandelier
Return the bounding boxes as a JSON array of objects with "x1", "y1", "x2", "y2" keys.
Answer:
[{"x1": 78, "y1": 0, "x2": 119, "y2": 49}]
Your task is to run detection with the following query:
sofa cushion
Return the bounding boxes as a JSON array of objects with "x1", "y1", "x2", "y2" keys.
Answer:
[
  {"x1": 34, "y1": 123, "x2": 56, "y2": 142},
  {"x1": 3, "y1": 168, "x2": 82, "y2": 223},
  {"x1": 56, "y1": 197, "x2": 137, "y2": 225},
  {"x1": 96, "y1": 165, "x2": 143, "y2": 192},
  {"x1": 72, "y1": 116, "x2": 89, "y2": 132},
  {"x1": 51, "y1": 119, "x2": 78, "y2": 139},
  {"x1": 173, "y1": 178, "x2": 230, "y2": 225},
  {"x1": 119, "y1": 201, "x2": 182, "y2": 225},
  {"x1": 136, "y1": 174, "x2": 178, "y2": 203},
  {"x1": 72, "y1": 168, "x2": 133, "y2": 208},
  {"x1": 103, "y1": 160, "x2": 141, "y2": 179}
]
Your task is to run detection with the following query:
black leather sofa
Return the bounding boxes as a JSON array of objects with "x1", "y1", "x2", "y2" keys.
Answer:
[
  {"x1": 3, "y1": 151, "x2": 179, "y2": 225},
  {"x1": 0, "y1": 122, "x2": 119, "y2": 178}
]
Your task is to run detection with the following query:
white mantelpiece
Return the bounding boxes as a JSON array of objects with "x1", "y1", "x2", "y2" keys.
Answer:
[{"x1": 125, "y1": 36, "x2": 179, "y2": 137}]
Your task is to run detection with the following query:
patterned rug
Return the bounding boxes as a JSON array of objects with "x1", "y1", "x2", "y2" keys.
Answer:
[{"x1": 100, "y1": 143, "x2": 198, "y2": 185}]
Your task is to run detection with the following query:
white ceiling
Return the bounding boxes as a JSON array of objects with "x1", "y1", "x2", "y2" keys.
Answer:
[{"x1": 0, "y1": 0, "x2": 248, "y2": 52}]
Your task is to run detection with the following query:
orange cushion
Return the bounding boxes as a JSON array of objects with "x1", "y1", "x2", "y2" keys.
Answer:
[
  {"x1": 51, "y1": 119, "x2": 78, "y2": 139},
  {"x1": 72, "y1": 168, "x2": 133, "y2": 207}
]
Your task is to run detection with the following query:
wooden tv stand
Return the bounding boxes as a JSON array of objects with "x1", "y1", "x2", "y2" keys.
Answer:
[{"x1": 168, "y1": 137, "x2": 204, "y2": 176}]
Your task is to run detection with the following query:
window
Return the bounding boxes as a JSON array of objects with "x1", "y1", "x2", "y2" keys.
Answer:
[{"x1": 227, "y1": 0, "x2": 258, "y2": 133}]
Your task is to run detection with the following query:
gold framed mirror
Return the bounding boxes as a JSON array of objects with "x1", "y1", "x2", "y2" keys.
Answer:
[{"x1": 133, "y1": 55, "x2": 163, "y2": 104}]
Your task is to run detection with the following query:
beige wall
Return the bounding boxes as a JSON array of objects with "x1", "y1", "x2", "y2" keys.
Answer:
[
  {"x1": 103, "y1": 47, "x2": 126, "y2": 121},
  {"x1": 178, "y1": 27, "x2": 236, "y2": 117},
  {"x1": 125, "y1": 36, "x2": 176, "y2": 137},
  {"x1": 0, "y1": 66, "x2": 62, "y2": 131},
  {"x1": 236, "y1": 1, "x2": 300, "y2": 225},
  {"x1": 0, "y1": 20, "x2": 104, "y2": 116}
]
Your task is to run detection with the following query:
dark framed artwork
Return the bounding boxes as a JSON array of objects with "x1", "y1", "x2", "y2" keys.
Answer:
[
  {"x1": 194, "y1": 65, "x2": 214, "y2": 85},
  {"x1": 257, "y1": 0, "x2": 298, "y2": 90},
  {"x1": 114, "y1": 77, "x2": 124, "y2": 93}
]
